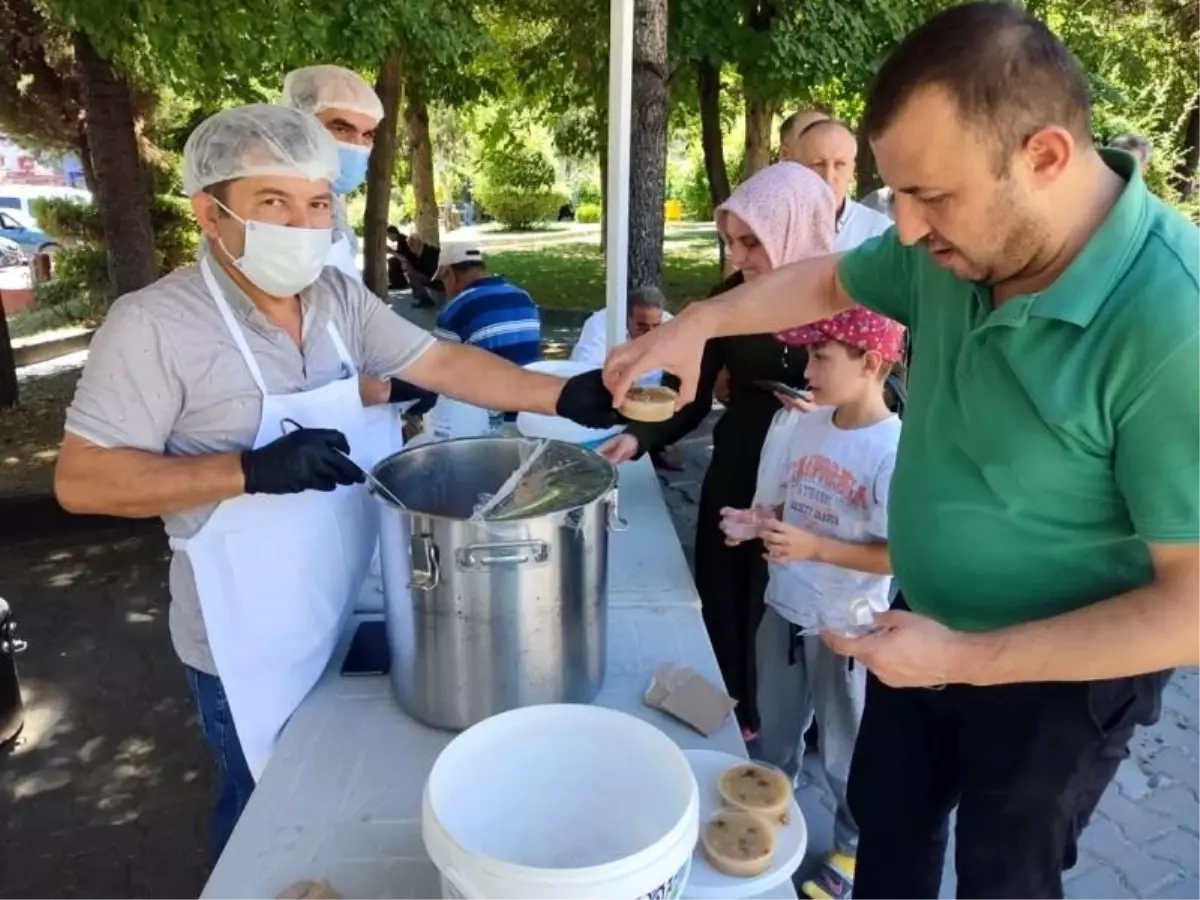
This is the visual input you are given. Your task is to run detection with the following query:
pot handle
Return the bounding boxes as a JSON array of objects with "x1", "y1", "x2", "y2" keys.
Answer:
[
  {"x1": 606, "y1": 488, "x2": 628, "y2": 532},
  {"x1": 409, "y1": 534, "x2": 441, "y2": 591},
  {"x1": 458, "y1": 540, "x2": 549, "y2": 568}
]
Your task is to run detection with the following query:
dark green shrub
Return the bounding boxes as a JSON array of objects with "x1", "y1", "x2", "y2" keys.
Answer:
[
  {"x1": 478, "y1": 187, "x2": 566, "y2": 230},
  {"x1": 576, "y1": 180, "x2": 602, "y2": 206}
]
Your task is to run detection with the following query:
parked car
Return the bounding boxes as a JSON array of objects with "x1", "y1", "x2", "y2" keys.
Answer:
[
  {"x1": 0, "y1": 209, "x2": 57, "y2": 258},
  {"x1": 0, "y1": 184, "x2": 91, "y2": 220}
]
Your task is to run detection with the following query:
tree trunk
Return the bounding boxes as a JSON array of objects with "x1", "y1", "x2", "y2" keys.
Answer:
[
  {"x1": 855, "y1": 127, "x2": 881, "y2": 200},
  {"x1": 697, "y1": 58, "x2": 729, "y2": 271},
  {"x1": 0, "y1": 305, "x2": 17, "y2": 408},
  {"x1": 363, "y1": 49, "x2": 403, "y2": 299},
  {"x1": 405, "y1": 88, "x2": 439, "y2": 245},
  {"x1": 73, "y1": 32, "x2": 157, "y2": 298},
  {"x1": 742, "y1": 93, "x2": 775, "y2": 178},
  {"x1": 1177, "y1": 91, "x2": 1199, "y2": 202},
  {"x1": 627, "y1": 0, "x2": 669, "y2": 290},
  {"x1": 698, "y1": 60, "x2": 730, "y2": 209},
  {"x1": 76, "y1": 131, "x2": 98, "y2": 196}
]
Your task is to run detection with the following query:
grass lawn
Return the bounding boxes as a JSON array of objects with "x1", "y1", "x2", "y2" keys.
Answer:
[
  {"x1": 7, "y1": 299, "x2": 98, "y2": 340},
  {"x1": 484, "y1": 227, "x2": 721, "y2": 312}
]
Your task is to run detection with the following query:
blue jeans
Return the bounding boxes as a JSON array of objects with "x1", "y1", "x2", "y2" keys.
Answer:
[{"x1": 185, "y1": 666, "x2": 255, "y2": 860}]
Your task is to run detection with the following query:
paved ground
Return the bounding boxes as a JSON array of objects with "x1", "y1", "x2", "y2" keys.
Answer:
[
  {"x1": 1, "y1": 524, "x2": 212, "y2": 899},
  {"x1": 1, "y1": 414, "x2": 1197, "y2": 898}
]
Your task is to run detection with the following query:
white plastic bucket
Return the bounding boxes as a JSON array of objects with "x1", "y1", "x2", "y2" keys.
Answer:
[
  {"x1": 516, "y1": 360, "x2": 623, "y2": 446},
  {"x1": 427, "y1": 396, "x2": 492, "y2": 441},
  {"x1": 422, "y1": 704, "x2": 699, "y2": 899}
]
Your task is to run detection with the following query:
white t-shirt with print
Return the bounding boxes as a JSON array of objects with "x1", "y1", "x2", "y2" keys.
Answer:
[{"x1": 766, "y1": 405, "x2": 901, "y2": 631}]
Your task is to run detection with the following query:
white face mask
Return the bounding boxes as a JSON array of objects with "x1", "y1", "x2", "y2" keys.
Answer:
[{"x1": 213, "y1": 199, "x2": 332, "y2": 297}]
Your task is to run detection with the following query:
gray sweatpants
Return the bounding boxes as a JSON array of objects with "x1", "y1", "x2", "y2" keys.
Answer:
[{"x1": 755, "y1": 605, "x2": 867, "y2": 855}]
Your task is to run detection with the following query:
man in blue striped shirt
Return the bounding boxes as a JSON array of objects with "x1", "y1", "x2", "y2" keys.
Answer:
[{"x1": 432, "y1": 243, "x2": 541, "y2": 365}]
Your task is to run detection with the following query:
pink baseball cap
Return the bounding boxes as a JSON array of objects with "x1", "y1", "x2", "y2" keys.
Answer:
[{"x1": 777, "y1": 307, "x2": 906, "y2": 362}]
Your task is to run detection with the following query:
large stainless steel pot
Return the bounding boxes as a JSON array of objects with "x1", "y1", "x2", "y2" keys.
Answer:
[
  {"x1": 0, "y1": 597, "x2": 27, "y2": 750},
  {"x1": 372, "y1": 436, "x2": 620, "y2": 731}
]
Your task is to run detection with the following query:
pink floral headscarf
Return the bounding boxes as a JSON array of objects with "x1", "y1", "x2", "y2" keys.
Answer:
[{"x1": 715, "y1": 162, "x2": 836, "y2": 268}]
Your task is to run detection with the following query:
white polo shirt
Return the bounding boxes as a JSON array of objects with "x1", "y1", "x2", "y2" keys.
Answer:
[
  {"x1": 834, "y1": 199, "x2": 893, "y2": 252},
  {"x1": 571, "y1": 308, "x2": 673, "y2": 385}
]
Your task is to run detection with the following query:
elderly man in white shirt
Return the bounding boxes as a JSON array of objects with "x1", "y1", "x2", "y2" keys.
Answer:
[
  {"x1": 571, "y1": 285, "x2": 683, "y2": 469},
  {"x1": 571, "y1": 284, "x2": 673, "y2": 377},
  {"x1": 786, "y1": 118, "x2": 893, "y2": 251}
]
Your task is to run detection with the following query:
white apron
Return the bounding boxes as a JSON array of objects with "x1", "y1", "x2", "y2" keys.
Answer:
[
  {"x1": 326, "y1": 234, "x2": 360, "y2": 280},
  {"x1": 324, "y1": 232, "x2": 406, "y2": 611},
  {"x1": 171, "y1": 260, "x2": 397, "y2": 779}
]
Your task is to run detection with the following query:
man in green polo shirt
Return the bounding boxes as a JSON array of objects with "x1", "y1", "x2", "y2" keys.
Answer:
[{"x1": 604, "y1": 3, "x2": 1199, "y2": 898}]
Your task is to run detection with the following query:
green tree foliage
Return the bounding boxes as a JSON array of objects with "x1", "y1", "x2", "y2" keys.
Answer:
[{"x1": 476, "y1": 137, "x2": 566, "y2": 229}]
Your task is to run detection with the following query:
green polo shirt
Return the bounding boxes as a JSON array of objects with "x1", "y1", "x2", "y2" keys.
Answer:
[{"x1": 838, "y1": 150, "x2": 1199, "y2": 631}]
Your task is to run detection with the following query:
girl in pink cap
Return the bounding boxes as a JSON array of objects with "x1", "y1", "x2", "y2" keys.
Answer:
[{"x1": 599, "y1": 162, "x2": 836, "y2": 739}]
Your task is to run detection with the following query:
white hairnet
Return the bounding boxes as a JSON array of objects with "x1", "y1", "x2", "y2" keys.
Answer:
[
  {"x1": 280, "y1": 65, "x2": 384, "y2": 123},
  {"x1": 182, "y1": 104, "x2": 340, "y2": 196}
]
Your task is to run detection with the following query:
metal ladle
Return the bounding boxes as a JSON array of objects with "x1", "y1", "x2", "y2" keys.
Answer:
[
  {"x1": 333, "y1": 449, "x2": 407, "y2": 509},
  {"x1": 279, "y1": 417, "x2": 407, "y2": 509}
]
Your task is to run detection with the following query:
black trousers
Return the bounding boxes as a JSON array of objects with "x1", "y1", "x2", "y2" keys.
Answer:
[
  {"x1": 694, "y1": 445, "x2": 767, "y2": 731},
  {"x1": 849, "y1": 598, "x2": 1170, "y2": 899}
]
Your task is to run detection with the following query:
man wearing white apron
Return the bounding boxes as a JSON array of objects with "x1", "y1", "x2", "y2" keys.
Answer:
[
  {"x1": 54, "y1": 104, "x2": 622, "y2": 859},
  {"x1": 282, "y1": 65, "x2": 438, "y2": 607}
]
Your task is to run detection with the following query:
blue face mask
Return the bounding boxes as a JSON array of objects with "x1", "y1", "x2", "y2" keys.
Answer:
[{"x1": 332, "y1": 143, "x2": 370, "y2": 195}]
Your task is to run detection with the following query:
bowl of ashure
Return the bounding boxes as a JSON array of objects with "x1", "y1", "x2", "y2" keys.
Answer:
[
  {"x1": 682, "y1": 750, "x2": 807, "y2": 899},
  {"x1": 619, "y1": 385, "x2": 679, "y2": 423}
]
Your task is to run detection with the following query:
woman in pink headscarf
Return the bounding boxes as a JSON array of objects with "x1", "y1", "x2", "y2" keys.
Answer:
[{"x1": 600, "y1": 162, "x2": 835, "y2": 737}]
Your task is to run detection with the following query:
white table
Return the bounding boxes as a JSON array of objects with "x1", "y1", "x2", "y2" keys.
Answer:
[{"x1": 202, "y1": 459, "x2": 797, "y2": 900}]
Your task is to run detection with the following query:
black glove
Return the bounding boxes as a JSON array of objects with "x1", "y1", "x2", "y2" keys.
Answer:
[
  {"x1": 241, "y1": 428, "x2": 365, "y2": 495},
  {"x1": 556, "y1": 368, "x2": 625, "y2": 429}
]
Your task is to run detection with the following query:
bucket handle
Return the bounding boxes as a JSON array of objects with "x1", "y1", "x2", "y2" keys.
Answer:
[
  {"x1": 606, "y1": 488, "x2": 628, "y2": 532},
  {"x1": 457, "y1": 540, "x2": 549, "y2": 569},
  {"x1": 409, "y1": 534, "x2": 441, "y2": 591}
]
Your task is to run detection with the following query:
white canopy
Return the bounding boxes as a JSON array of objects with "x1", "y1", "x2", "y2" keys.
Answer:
[{"x1": 603, "y1": 0, "x2": 634, "y2": 351}]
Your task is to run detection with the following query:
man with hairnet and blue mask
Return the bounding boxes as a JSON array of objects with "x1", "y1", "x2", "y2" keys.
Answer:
[
  {"x1": 282, "y1": 63, "x2": 440, "y2": 412},
  {"x1": 53, "y1": 103, "x2": 620, "y2": 858},
  {"x1": 280, "y1": 64, "x2": 380, "y2": 277},
  {"x1": 281, "y1": 64, "x2": 440, "y2": 289}
]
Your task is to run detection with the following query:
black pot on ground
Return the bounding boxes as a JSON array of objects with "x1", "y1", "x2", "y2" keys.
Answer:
[{"x1": 0, "y1": 597, "x2": 27, "y2": 750}]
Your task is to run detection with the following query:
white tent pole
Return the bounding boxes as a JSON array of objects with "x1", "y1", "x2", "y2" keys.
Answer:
[{"x1": 604, "y1": 0, "x2": 634, "y2": 353}]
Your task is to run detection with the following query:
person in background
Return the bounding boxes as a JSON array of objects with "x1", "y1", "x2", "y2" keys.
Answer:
[
  {"x1": 385, "y1": 224, "x2": 440, "y2": 291},
  {"x1": 433, "y1": 242, "x2": 541, "y2": 366},
  {"x1": 1109, "y1": 133, "x2": 1153, "y2": 175},
  {"x1": 793, "y1": 119, "x2": 893, "y2": 250},
  {"x1": 53, "y1": 105, "x2": 620, "y2": 860},
  {"x1": 280, "y1": 65, "x2": 381, "y2": 279},
  {"x1": 603, "y1": 4, "x2": 1198, "y2": 896},
  {"x1": 749, "y1": 308, "x2": 905, "y2": 900},
  {"x1": 461, "y1": 186, "x2": 476, "y2": 227},
  {"x1": 571, "y1": 286, "x2": 682, "y2": 470},
  {"x1": 571, "y1": 285, "x2": 673, "y2": 374},
  {"x1": 599, "y1": 163, "x2": 837, "y2": 740},
  {"x1": 778, "y1": 107, "x2": 832, "y2": 162}
]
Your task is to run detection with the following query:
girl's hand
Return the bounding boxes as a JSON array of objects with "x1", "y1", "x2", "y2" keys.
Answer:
[
  {"x1": 597, "y1": 432, "x2": 640, "y2": 464},
  {"x1": 759, "y1": 518, "x2": 824, "y2": 563}
]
